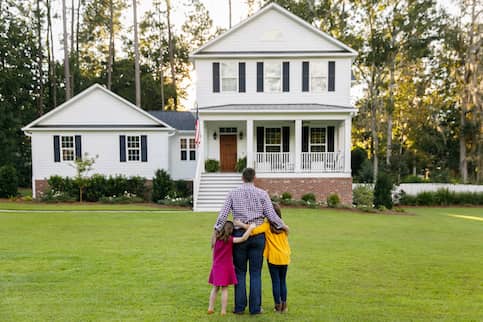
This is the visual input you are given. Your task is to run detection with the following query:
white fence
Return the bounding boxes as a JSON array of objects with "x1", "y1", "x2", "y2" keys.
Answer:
[{"x1": 353, "y1": 183, "x2": 483, "y2": 195}]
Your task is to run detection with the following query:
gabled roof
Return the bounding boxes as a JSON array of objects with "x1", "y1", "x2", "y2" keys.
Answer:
[
  {"x1": 147, "y1": 111, "x2": 195, "y2": 131},
  {"x1": 191, "y1": 3, "x2": 357, "y2": 58},
  {"x1": 22, "y1": 84, "x2": 174, "y2": 131}
]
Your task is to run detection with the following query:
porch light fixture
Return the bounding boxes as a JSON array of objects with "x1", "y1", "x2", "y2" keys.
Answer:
[
  {"x1": 213, "y1": 132, "x2": 217, "y2": 140},
  {"x1": 239, "y1": 131, "x2": 244, "y2": 140}
]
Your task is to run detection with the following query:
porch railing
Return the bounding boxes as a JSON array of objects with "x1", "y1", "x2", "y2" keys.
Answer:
[
  {"x1": 301, "y1": 152, "x2": 343, "y2": 172},
  {"x1": 255, "y1": 152, "x2": 294, "y2": 173}
]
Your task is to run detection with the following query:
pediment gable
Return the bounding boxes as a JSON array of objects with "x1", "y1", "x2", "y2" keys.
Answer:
[
  {"x1": 192, "y1": 3, "x2": 356, "y2": 57},
  {"x1": 23, "y1": 84, "x2": 171, "y2": 130}
]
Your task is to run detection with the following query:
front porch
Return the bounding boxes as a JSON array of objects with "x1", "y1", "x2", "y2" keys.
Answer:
[{"x1": 196, "y1": 118, "x2": 352, "y2": 174}]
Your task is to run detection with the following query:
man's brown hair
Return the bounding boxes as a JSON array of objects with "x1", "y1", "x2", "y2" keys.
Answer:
[{"x1": 242, "y1": 168, "x2": 256, "y2": 183}]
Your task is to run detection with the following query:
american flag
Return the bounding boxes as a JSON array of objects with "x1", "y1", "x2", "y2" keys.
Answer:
[{"x1": 194, "y1": 103, "x2": 200, "y2": 146}]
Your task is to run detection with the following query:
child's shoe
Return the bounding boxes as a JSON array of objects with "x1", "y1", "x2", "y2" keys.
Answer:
[{"x1": 207, "y1": 309, "x2": 215, "y2": 314}]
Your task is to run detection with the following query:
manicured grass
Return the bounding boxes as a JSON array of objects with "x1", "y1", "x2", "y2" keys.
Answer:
[{"x1": 1, "y1": 207, "x2": 482, "y2": 321}]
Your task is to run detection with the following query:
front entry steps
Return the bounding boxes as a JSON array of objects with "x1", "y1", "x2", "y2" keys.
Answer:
[{"x1": 194, "y1": 173, "x2": 243, "y2": 212}]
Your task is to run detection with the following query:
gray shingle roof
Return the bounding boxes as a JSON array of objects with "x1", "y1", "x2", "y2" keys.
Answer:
[{"x1": 147, "y1": 111, "x2": 195, "y2": 131}]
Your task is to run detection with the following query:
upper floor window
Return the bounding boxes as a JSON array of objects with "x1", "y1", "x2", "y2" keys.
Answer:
[
  {"x1": 264, "y1": 62, "x2": 281, "y2": 92},
  {"x1": 310, "y1": 61, "x2": 327, "y2": 92},
  {"x1": 61, "y1": 136, "x2": 75, "y2": 161},
  {"x1": 221, "y1": 62, "x2": 237, "y2": 92}
]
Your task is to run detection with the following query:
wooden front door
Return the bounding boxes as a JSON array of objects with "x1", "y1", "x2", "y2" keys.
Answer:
[{"x1": 220, "y1": 135, "x2": 237, "y2": 172}]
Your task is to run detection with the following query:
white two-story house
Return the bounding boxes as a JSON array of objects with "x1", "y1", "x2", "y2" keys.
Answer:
[
  {"x1": 191, "y1": 3, "x2": 357, "y2": 211},
  {"x1": 23, "y1": 3, "x2": 356, "y2": 211}
]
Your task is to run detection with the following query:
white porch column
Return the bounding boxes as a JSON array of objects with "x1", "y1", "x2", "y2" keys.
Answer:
[
  {"x1": 344, "y1": 116, "x2": 352, "y2": 173},
  {"x1": 294, "y1": 119, "x2": 302, "y2": 172},
  {"x1": 199, "y1": 119, "x2": 205, "y2": 171},
  {"x1": 246, "y1": 119, "x2": 254, "y2": 168}
]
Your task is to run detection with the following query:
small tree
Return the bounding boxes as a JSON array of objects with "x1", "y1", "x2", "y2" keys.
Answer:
[
  {"x1": 0, "y1": 165, "x2": 18, "y2": 198},
  {"x1": 374, "y1": 172, "x2": 393, "y2": 209},
  {"x1": 70, "y1": 153, "x2": 97, "y2": 202},
  {"x1": 152, "y1": 169, "x2": 173, "y2": 202}
]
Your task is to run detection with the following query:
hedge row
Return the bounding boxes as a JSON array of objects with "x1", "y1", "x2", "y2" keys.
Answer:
[{"x1": 399, "y1": 189, "x2": 483, "y2": 206}]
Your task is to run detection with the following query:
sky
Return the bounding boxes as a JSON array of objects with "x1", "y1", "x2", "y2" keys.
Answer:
[{"x1": 50, "y1": 0, "x2": 460, "y2": 109}]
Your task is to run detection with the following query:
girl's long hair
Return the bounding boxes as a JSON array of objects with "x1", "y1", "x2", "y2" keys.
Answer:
[
  {"x1": 217, "y1": 221, "x2": 234, "y2": 242},
  {"x1": 270, "y1": 202, "x2": 284, "y2": 234}
]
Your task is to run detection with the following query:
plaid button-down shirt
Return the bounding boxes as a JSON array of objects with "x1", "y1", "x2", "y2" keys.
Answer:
[{"x1": 214, "y1": 183, "x2": 284, "y2": 231}]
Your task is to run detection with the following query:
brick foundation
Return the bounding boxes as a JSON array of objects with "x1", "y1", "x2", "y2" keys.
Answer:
[{"x1": 254, "y1": 177, "x2": 353, "y2": 205}]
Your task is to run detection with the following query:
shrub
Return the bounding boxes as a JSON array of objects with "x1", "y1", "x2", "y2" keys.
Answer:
[
  {"x1": 353, "y1": 185, "x2": 374, "y2": 208},
  {"x1": 205, "y1": 159, "x2": 220, "y2": 172},
  {"x1": 0, "y1": 165, "x2": 18, "y2": 198},
  {"x1": 302, "y1": 199, "x2": 319, "y2": 208},
  {"x1": 99, "y1": 192, "x2": 143, "y2": 204},
  {"x1": 84, "y1": 174, "x2": 107, "y2": 202},
  {"x1": 326, "y1": 193, "x2": 340, "y2": 208},
  {"x1": 158, "y1": 196, "x2": 193, "y2": 207},
  {"x1": 47, "y1": 175, "x2": 77, "y2": 199},
  {"x1": 374, "y1": 172, "x2": 393, "y2": 209},
  {"x1": 301, "y1": 193, "x2": 316, "y2": 203},
  {"x1": 41, "y1": 190, "x2": 77, "y2": 202},
  {"x1": 351, "y1": 147, "x2": 368, "y2": 178},
  {"x1": 415, "y1": 191, "x2": 434, "y2": 206},
  {"x1": 397, "y1": 190, "x2": 483, "y2": 206},
  {"x1": 172, "y1": 180, "x2": 192, "y2": 198},
  {"x1": 281, "y1": 192, "x2": 292, "y2": 200},
  {"x1": 270, "y1": 195, "x2": 281, "y2": 202},
  {"x1": 152, "y1": 169, "x2": 173, "y2": 202},
  {"x1": 357, "y1": 159, "x2": 373, "y2": 183},
  {"x1": 235, "y1": 157, "x2": 247, "y2": 173},
  {"x1": 401, "y1": 175, "x2": 426, "y2": 183}
]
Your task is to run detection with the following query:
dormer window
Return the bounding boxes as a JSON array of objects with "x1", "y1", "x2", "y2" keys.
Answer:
[{"x1": 221, "y1": 62, "x2": 237, "y2": 92}]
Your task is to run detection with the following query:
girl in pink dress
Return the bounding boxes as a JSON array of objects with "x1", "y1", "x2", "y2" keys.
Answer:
[{"x1": 208, "y1": 220, "x2": 255, "y2": 315}]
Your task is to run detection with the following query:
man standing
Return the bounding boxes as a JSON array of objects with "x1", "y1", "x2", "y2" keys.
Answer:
[{"x1": 212, "y1": 168, "x2": 289, "y2": 314}]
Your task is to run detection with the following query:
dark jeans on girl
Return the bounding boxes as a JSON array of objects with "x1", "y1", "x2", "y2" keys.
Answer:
[{"x1": 267, "y1": 262, "x2": 288, "y2": 304}]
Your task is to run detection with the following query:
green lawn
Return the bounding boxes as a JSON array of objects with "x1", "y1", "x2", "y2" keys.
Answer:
[
  {"x1": 0, "y1": 201, "x2": 176, "y2": 211},
  {"x1": 0, "y1": 207, "x2": 482, "y2": 321}
]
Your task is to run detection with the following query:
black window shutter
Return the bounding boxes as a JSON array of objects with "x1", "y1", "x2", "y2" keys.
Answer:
[
  {"x1": 256, "y1": 62, "x2": 264, "y2": 92},
  {"x1": 302, "y1": 126, "x2": 309, "y2": 152},
  {"x1": 282, "y1": 62, "x2": 290, "y2": 92},
  {"x1": 141, "y1": 135, "x2": 148, "y2": 162},
  {"x1": 282, "y1": 127, "x2": 290, "y2": 152},
  {"x1": 75, "y1": 135, "x2": 82, "y2": 160},
  {"x1": 302, "y1": 61, "x2": 309, "y2": 92},
  {"x1": 328, "y1": 61, "x2": 335, "y2": 91},
  {"x1": 213, "y1": 62, "x2": 220, "y2": 93},
  {"x1": 53, "y1": 135, "x2": 60, "y2": 162},
  {"x1": 119, "y1": 135, "x2": 126, "y2": 162},
  {"x1": 327, "y1": 126, "x2": 335, "y2": 152},
  {"x1": 238, "y1": 62, "x2": 246, "y2": 92},
  {"x1": 256, "y1": 127, "x2": 265, "y2": 152}
]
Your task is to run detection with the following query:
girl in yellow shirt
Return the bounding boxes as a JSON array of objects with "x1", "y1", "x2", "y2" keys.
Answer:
[{"x1": 235, "y1": 203, "x2": 291, "y2": 313}]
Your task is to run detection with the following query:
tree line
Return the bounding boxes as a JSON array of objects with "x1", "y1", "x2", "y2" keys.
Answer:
[{"x1": 0, "y1": 0, "x2": 481, "y2": 188}]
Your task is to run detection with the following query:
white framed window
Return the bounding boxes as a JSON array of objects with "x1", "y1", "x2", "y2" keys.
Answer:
[
  {"x1": 127, "y1": 136, "x2": 141, "y2": 161},
  {"x1": 221, "y1": 62, "x2": 237, "y2": 92},
  {"x1": 264, "y1": 61, "x2": 281, "y2": 92},
  {"x1": 180, "y1": 137, "x2": 196, "y2": 161},
  {"x1": 309, "y1": 127, "x2": 327, "y2": 152},
  {"x1": 61, "y1": 136, "x2": 75, "y2": 161},
  {"x1": 265, "y1": 128, "x2": 282, "y2": 152},
  {"x1": 310, "y1": 61, "x2": 327, "y2": 92}
]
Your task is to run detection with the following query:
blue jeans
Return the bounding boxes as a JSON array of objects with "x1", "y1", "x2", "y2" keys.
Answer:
[
  {"x1": 268, "y1": 262, "x2": 288, "y2": 304},
  {"x1": 232, "y1": 230, "x2": 265, "y2": 314}
]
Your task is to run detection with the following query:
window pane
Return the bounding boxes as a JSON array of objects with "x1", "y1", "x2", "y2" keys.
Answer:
[
  {"x1": 189, "y1": 150, "x2": 196, "y2": 160},
  {"x1": 128, "y1": 149, "x2": 140, "y2": 161},
  {"x1": 221, "y1": 78, "x2": 237, "y2": 91},
  {"x1": 265, "y1": 128, "x2": 281, "y2": 145},
  {"x1": 311, "y1": 61, "x2": 325, "y2": 76},
  {"x1": 266, "y1": 145, "x2": 281, "y2": 153},
  {"x1": 180, "y1": 138, "x2": 187, "y2": 149},
  {"x1": 62, "y1": 149, "x2": 74, "y2": 161},
  {"x1": 311, "y1": 77, "x2": 327, "y2": 92},
  {"x1": 189, "y1": 138, "x2": 195, "y2": 149},
  {"x1": 181, "y1": 150, "x2": 187, "y2": 161},
  {"x1": 265, "y1": 62, "x2": 281, "y2": 77},
  {"x1": 221, "y1": 62, "x2": 237, "y2": 77},
  {"x1": 310, "y1": 145, "x2": 325, "y2": 152},
  {"x1": 266, "y1": 78, "x2": 281, "y2": 92},
  {"x1": 310, "y1": 128, "x2": 326, "y2": 144},
  {"x1": 127, "y1": 136, "x2": 140, "y2": 148},
  {"x1": 61, "y1": 136, "x2": 74, "y2": 148}
]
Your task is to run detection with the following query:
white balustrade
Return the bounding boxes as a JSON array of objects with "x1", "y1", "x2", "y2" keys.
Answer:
[{"x1": 300, "y1": 152, "x2": 344, "y2": 172}]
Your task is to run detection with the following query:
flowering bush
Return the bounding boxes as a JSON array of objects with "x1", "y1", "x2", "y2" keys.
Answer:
[{"x1": 99, "y1": 191, "x2": 144, "y2": 204}]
